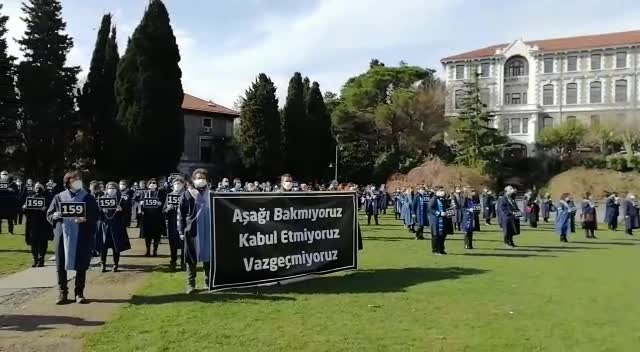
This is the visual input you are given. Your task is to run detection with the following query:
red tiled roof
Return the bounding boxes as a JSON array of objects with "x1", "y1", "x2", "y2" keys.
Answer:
[
  {"x1": 182, "y1": 93, "x2": 239, "y2": 117},
  {"x1": 441, "y1": 30, "x2": 640, "y2": 62}
]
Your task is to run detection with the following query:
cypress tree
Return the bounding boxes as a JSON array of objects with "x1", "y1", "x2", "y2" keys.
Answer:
[
  {"x1": 115, "y1": 0, "x2": 183, "y2": 177},
  {"x1": 16, "y1": 0, "x2": 79, "y2": 179},
  {"x1": 102, "y1": 26, "x2": 120, "y2": 175},
  {"x1": 0, "y1": 4, "x2": 20, "y2": 167},
  {"x1": 302, "y1": 76, "x2": 311, "y2": 102},
  {"x1": 282, "y1": 72, "x2": 307, "y2": 178},
  {"x1": 238, "y1": 73, "x2": 282, "y2": 179},
  {"x1": 306, "y1": 81, "x2": 334, "y2": 180}
]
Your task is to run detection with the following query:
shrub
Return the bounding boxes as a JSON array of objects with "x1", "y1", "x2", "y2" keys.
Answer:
[
  {"x1": 606, "y1": 155, "x2": 628, "y2": 171},
  {"x1": 628, "y1": 155, "x2": 640, "y2": 172},
  {"x1": 545, "y1": 167, "x2": 640, "y2": 199},
  {"x1": 386, "y1": 157, "x2": 491, "y2": 191},
  {"x1": 578, "y1": 156, "x2": 607, "y2": 169}
]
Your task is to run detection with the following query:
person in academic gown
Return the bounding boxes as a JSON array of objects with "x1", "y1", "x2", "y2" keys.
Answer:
[
  {"x1": 581, "y1": 192, "x2": 598, "y2": 239},
  {"x1": 364, "y1": 186, "x2": 380, "y2": 225},
  {"x1": 428, "y1": 187, "x2": 453, "y2": 255},
  {"x1": 400, "y1": 188, "x2": 415, "y2": 233},
  {"x1": 498, "y1": 186, "x2": 521, "y2": 247},
  {"x1": 412, "y1": 187, "x2": 429, "y2": 240},
  {"x1": 526, "y1": 193, "x2": 540, "y2": 228},
  {"x1": 555, "y1": 193, "x2": 571, "y2": 243},
  {"x1": 378, "y1": 184, "x2": 389, "y2": 215},
  {"x1": 96, "y1": 182, "x2": 131, "y2": 272},
  {"x1": 46, "y1": 170, "x2": 99, "y2": 304},
  {"x1": 179, "y1": 169, "x2": 212, "y2": 294},
  {"x1": 567, "y1": 197, "x2": 577, "y2": 233},
  {"x1": 541, "y1": 193, "x2": 554, "y2": 223},
  {"x1": 604, "y1": 193, "x2": 620, "y2": 230},
  {"x1": 461, "y1": 191, "x2": 477, "y2": 249},
  {"x1": 140, "y1": 179, "x2": 165, "y2": 257},
  {"x1": 452, "y1": 188, "x2": 463, "y2": 232},
  {"x1": 164, "y1": 176, "x2": 186, "y2": 271},
  {"x1": 469, "y1": 189, "x2": 481, "y2": 232},
  {"x1": 0, "y1": 170, "x2": 18, "y2": 234},
  {"x1": 89, "y1": 181, "x2": 104, "y2": 199},
  {"x1": 393, "y1": 189, "x2": 403, "y2": 220},
  {"x1": 134, "y1": 180, "x2": 147, "y2": 230},
  {"x1": 15, "y1": 178, "x2": 27, "y2": 225},
  {"x1": 118, "y1": 180, "x2": 135, "y2": 228},
  {"x1": 24, "y1": 183, "x2": 53, "y2": 267},
  {"x1": 622, "y1": 193, "x2": 639, "y2": 236},
  {"x1": 482, "y1": 190, "x2": 496, "y2": 225}
]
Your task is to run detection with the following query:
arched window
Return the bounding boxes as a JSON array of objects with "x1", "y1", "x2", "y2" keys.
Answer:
[
  {"x1": 543, "y1": 85, "x2": 554, "y2": 105},
  {"x1": 454, "y1": 89, "x2": 465, "y2": 109},
  {"x1": 504, "y1": 56, "x2": 528, "y2": 77},
  {"x1": 590, "y1": 81, "x2": 602, "y2": 103},
  {"x1": 615, "y1": 79, "x2": 628, "y2": 103},
  {"x1": 566, "y1": 83, "x2": 578, "y2": 104}
]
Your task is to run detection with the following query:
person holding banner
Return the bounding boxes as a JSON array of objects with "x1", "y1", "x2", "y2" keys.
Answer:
[
  {"x1": 179, "y1": 169, "x2": 212, "y2": 294},
  {"x1": 498, "y1": 185, "x2": 521, "y2": 248},
  {"x1": 24, "y1": 182, "x2": 53, "y2": 267},
  {"x1": 164, "y1": 176, "x2": 186, "y2": 271},
  {"x1": 96, "y1": 182, "x2": 131, "y2": 272},
  {"x1": 428, "y1": 187, "x2": 453, "y2": 255},
  {"x1": 46, "y1": 170, "x2": 99, "y2": 304},
  {"x1": 140, "y1": 179, "x2": 165, "y2": 257}
]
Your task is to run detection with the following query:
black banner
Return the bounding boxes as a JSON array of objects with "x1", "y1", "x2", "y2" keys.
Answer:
[{"x1": 210, "y1": 192, "x2": 358, "y2": 291}]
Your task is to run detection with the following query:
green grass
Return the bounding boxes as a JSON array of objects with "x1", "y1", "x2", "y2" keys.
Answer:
[
  {"x1": 84, "y1": 213, "x2": 640, "y2": 352},
  {"x1": 0, "y1": 224, "x2": 40, "y2": 276}
]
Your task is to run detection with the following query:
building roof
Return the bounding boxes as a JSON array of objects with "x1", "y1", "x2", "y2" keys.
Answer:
[
  {"x1": 441, "y1": 30, "x2": 640, "y2": 62},
  {"x1": 182, "y1": 93, "x2": 239, "y2": 117}
]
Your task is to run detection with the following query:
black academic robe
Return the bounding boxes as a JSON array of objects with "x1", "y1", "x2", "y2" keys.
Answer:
[
  {"x1": 0, "y1": 181, "x2": 18, "y2": 219},
  {"x1": 498, "y1": 195, "x2": 521, "y2": 236},
  {"x1": 24, "y1": 191, "x2": 53, "y2": 245},
  {"x1": 140, "y1": 190, "x2": 165, "y2": 239},
  {"x1": 482, "y1": 194, "x2": 496, "y2": 219},
  {"x1": 96, "y1": 195, "x2": 131, "y2": 253},
  {"x1": 163, "y1": 190, "x2": 184, "y2": 250}
]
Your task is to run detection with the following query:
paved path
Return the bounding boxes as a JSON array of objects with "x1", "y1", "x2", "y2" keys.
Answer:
[{"x1": 0, "y1": 231, "x2": 168, "y2": 352}]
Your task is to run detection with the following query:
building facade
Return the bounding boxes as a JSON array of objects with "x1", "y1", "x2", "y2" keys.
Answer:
[
  {"x1": 441, "y1": 30, "x2": 640, "y2": 157},
  {"x1": 177, "y1": 93, "x2": 239, "y2": 175}
]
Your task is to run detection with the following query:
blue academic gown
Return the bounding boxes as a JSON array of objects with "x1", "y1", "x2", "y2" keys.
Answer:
[
  {"x1": 400, "y1": 194, "x2": 414, "y2": 226},
  {"x1": 428, "y1": 197, "x2": 453, "y2": 237},
  {"x1": 604, "y1": 198, "x2": 620, "y2": 227},
  {"x1": 365, "y1": 192, "x2": 380, "y2": 216},
  {"x1": 555, "y1": 201, "x2": 571, "y2": 236},
  {"x1": 179, "y1": 188, "x2": 211, "y2": 263},
  {"x1": 542, "y1": 198, "x2": 554, "y2": 219},
  {"x1": 412, "y1": 193, "x2": 429, "y2": 227},
  {"x1": 498, "y1": 195, "x2": 520, "y2": 236},
  {"x1": 461, "y1": 197, "x2": 476, "y2": 234},
  {"x1": 581, "y1": 200, "x2": 597, "y2": 231},
  {"x1": 393, "y1": 193, "x2": 402, "y2": 215},
  {"x1": 622, "y1": 200, "x2": 640, "y2": 231}
]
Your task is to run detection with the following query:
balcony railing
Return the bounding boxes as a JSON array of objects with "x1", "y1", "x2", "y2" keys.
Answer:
[{"x1": 504, "y1": 76, "x2": 529, "y2": 84}]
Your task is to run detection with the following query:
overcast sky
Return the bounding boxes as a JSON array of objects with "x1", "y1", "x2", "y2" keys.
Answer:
[{"x1": 3, "y1": 0, "x2": 640, "y2": 108}]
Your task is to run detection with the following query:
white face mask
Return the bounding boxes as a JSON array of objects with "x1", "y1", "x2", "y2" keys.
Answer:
[
  {"x1": 119, "y1": 184, "x2": 127, "y2": 191},
  {"x1": 106, "y1": 189, "x2": 117, "y2": 197},
  {"x1": 282, "y1": 181, "x2": 293, "y2": 191},
  {"x1": 193, "y1": 179, "x2": 207, "y2": 189},
  {"x1": 436, "y1": 191, "x2": 445, "y2": 197},
  {"x1": 148, "y1": 184, "x2": 157, "y2": 190},
  {"x1": 0, "y1": 173, "x2": 8, "y2": 181},
  {"x1": 173, "y1": 183, "x2": 184, "y2": 191},
  {"x1": 70, "y1": 180, "x2": 83, "y2": 191}
]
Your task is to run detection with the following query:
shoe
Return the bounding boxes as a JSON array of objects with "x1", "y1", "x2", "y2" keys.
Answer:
[
  {"x1": 101, "y1": 265, "x2": 108, "y2": 273},
  {"x1": 144, "y1": 252, "x2": 151, "y2": 257},
  {"x1": 75, "y1": 295, "x2": 87, "y2": 304},
  {"x1": 186, "y1": 285, "x2": 195, "y2": 294},
  {"x1": 37, "y1": 262, "x2": 44, "y2": 267},
  {"x1": 439, "y1": 251, "x2": 448, "y2": 255},
  {"x1": 56, "y1": 292, "x2": 68, "y2": 305},
  {"x1": 113, "y1": 265, "x2": 119, "y2": 273},
  {"x1": 32, "y1": 262, "x2": 37, "y2": 268},
  {"x1": 435, "y1": 252, "x2": 443, "y2": 256},
  {"x1": 168, "y1": 263, "x2": 176, "y2": 272},
  {"x1": 152, "y1": 252, "x2": 158, "y2": 257},
  {"x1": 464, "y1": 245, "x2": 470, "y2": 249}
]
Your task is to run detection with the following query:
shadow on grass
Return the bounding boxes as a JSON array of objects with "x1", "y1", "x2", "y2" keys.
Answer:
[
  {"x1": 492, "y1": 247, "x2": 574, "y2": 253},
  {"x1": 517, "y1": 245, "x2": 606, "y2": 251},
  {"x1": 571, "y1": 241, "x2": 637, "y2": 246},
  {"x1": 0, "y1": 249, "x2": 31, "y2": 254},
  {"x1": 258, "y1": 267, "x2": 488, "y2": 295},
  {"x1": 363, "y1": 236, "x2": 415, "y2": 241},
  {"x1": 0, "y1": 314, "x2": 103, "y2": 332},
  {"x1": 455, "y1": 252, "x2": 556, "y2": 258},
  {"x1": 129, "y1": 292, "x2": 296, "y2": 305}
]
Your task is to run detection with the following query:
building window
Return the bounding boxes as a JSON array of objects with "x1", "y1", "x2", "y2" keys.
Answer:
[
  {"x1": 511, "y1": 93, "x2": 521, "y2": 105},
  {"x1": 202, "y1": 118, "x2": 212, "y2": 128},
  {"x1": 510, "y1": 118, "x2": 521, "y2": 134},
  {"x1": 456, "y1": 65, "x2": 464, "y2": 79},
  {"x1": 480, "y1": 88, "x2": 490, "y2": 107},
  {"x1": 522, "y1": 117, "x2": 529, "y2": 133},
  {"x1": 501, "y1": 118, "x2": 509, "y2": 133},
  {"x1": 543, "y1": 116, "x2": 553, "y2": 129},
  {"x1": 566, "y1": 116, "x2": 576, "y2": 122},
  {"x1": 566, "y1": 83, "x2": 578, "y2": 104},
  {"x1": 615, "y1": 79, "x2": 628, "y2": 102},
  {"x1": 544, "y1": 58, "x2": 553, "y2": 73},
  {"x1": 506, "y1": 59, "x2": 526, "y2": 77},
  {"x1": 199, "y1": 137, "x2": 213, "y2": 162},
  {"x1": 523, "y1": 92, "x2": 527, "y2": 104},
  {"x1": 504, "y1": 93, "x2": 510, "y2": 105},
  {"x1": 480, "y1": 63, "x2": 490, "y2": 77},
  {"x1": 616, "y1": 52, "x2": 627, "y2": 68},
  {"x1": 591, "y1": 54, "x2": 601, "y2": 70},
  {"x1": 590, "y1": 115, "x2": 600, "y2": 126},
  {"x1": 590, "y1": 81, "x2": 602, "y2": 103},
  {"x1": 543, "y1": 84, "x2": 554, "y2": 105},
  {"x1": 567, "y1": 56, "x2": 577, "y2": 72},
  {"x1": 454, "y1": 89, "x2": 464, "y2": 109}
]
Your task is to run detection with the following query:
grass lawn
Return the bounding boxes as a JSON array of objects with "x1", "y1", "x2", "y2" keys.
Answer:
[
  {"x1": 84, "y1": 213, "x2": 640, "y2": 352},
  {"x1": 0, "y1": 224, "x2": 39, "y2": 276}
]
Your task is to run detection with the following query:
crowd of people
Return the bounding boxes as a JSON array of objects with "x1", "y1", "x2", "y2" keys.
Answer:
[{"x1": 1, "y1": 168, "x2": 639, "y2": 304}]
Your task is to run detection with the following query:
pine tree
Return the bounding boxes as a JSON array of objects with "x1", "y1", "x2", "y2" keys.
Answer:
[
  {"x1": 306, "y1": 81, "x2": 334, "y2": 181},
  {"x1": 453, "y1": 71, "x2": 506, "y2": 171},
  {"x1": 16, "y1": 0, "x2": 79, "y2": 179},
  {"x1": 115, "y1": 0, "x2": 184, "y2": 177},
  {"x1": 0, "y1": 4, "x2": 20, "y2": 167},
  {"x1": 238, "y1": 73, "x2": 282, "y2": 179},
  {"x1": 281, "y1": 72, "x2": 307, "y2": 177}
]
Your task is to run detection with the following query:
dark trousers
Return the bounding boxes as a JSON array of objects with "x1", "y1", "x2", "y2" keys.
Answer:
[
  {"x1": 16, "y1": 210, "x2": 24, "y2": 225},
  {"x1": 431, "y1": 235, "x2": 446, "y2": 253},
  {"x1": 454, "y1": 220, "x2": 461, "y2": 231},
  {"x1": 485, "y1": 218, "x2": 491, "y2": 225},
  {"x1": 100, "y1": 247, "x2": 120, "y2": 267},
  {"x1": 570, "y1": 216, "x2": 576, "y2": 233},
  {"x1": 31, "y1": 237, "x2": 48, "y2": 264},
  {"x1": 584, "y1": 229, "x2": 596, "y2": 238},
  {"x1": 169, "y1": 239, "x2": 184, "y2": 267},
  {"x1": 503, "y1": 233, "x2": 514, "y2": 246},
  {"x1": 56, "y1": 239, "x2": 86, "y2": 296},
  {"x1": 367, "y1": 214, "x2": 378, "y2": 225},
  {"x1": 464, "y1": 232, "x2": 474, "y2": 248},
  {"x1": 626, "y1": 228, "x2": 633, "y2": 235},
  {"x1": 608, "y1": 219, "x2": 618, "y2": 230},
  {"x1": 382, "y1": 207, "x2": 387, "y2": 215},
  {"x1": 415, "y1": 226, "x2": 425, "y2": 239},
  {"x1": 186, "y1": 261, "x2": 210, "y2": 288},
  {"x1": 0, "y1": 217, "x2": 15, "y2": 234},
  {"x1": 395, "y1": 212, "x2": 401, "y2": 220},
  {"x1": 144, "y1": 236, "x2": 160, "y2": 255}
]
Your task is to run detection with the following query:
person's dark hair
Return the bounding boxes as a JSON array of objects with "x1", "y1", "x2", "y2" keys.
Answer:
[
  {"x1": 584, "y1": 192, "x2": 591, "y2": 199},
  {"x1": 148, "y1": 178, "x2": 157, "y2": 184},
  {"x1": 280, "y1": 173, "x2": 292, "y2": 182},
  {"x1": 560, "y1": 192, "x2": 570, "y2": 200},
  {"x1": 192, "y1": 168, "x2": 208, "y2": 180},
  {"x1": 106, "y1": 181, "x2": 118, "y2": 189},
  {"x1": 172, "y1": 176, "x2": 185, "y2": 184},
  {"x1": 119, "y1": 180, "x2": 128, "y2": 185},
  {"x1": 63, "y1": 170, "x2": 82, "y2": 189}
]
